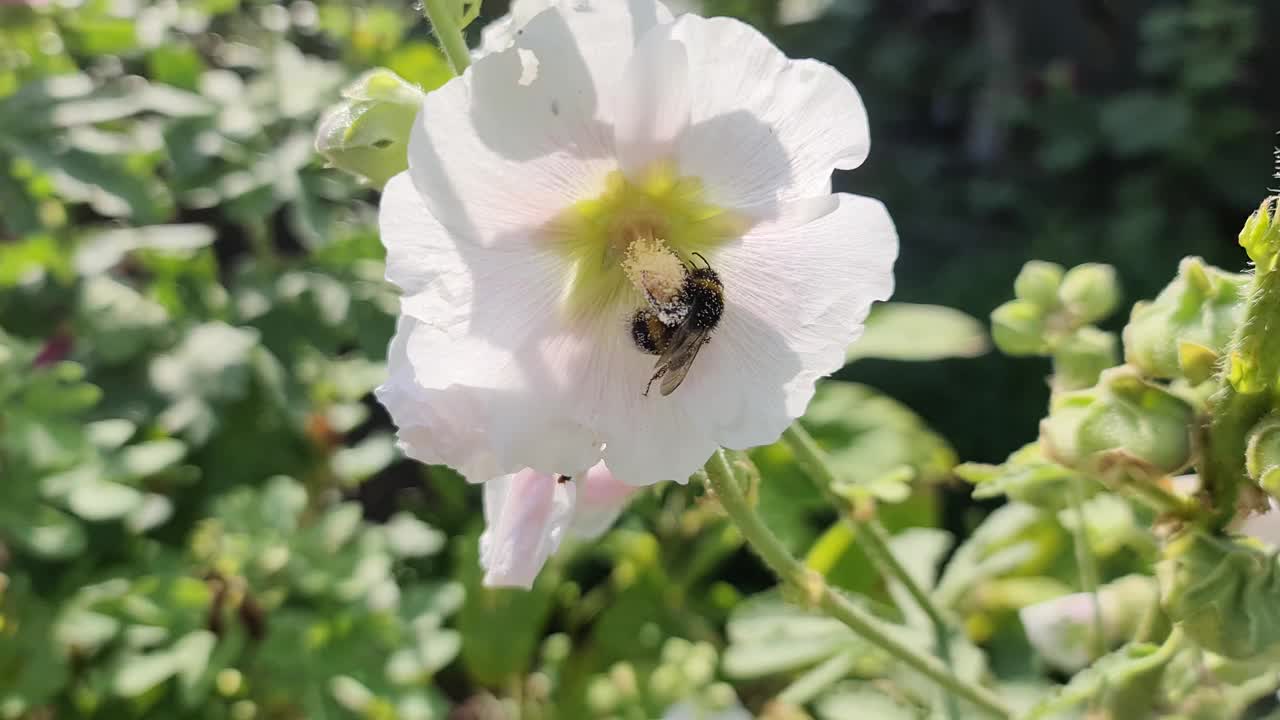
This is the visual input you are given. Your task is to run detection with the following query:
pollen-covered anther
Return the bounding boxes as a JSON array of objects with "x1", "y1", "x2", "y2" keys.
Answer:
[{"x1": 621, "y1": 232, "x2": 689, "y2": 324}]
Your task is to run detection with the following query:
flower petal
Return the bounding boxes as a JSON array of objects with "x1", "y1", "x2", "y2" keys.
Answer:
[
  {"x1": 670, "y1": 15, "x2": 869, "y2": 210},
  {"x1": 707, "y1": 193, "x2": 896, "y2": 445},
  {"x1": 1019, "y1": 593, "x2": 1100, "y2": 672},
  {"x1": 480, "y1": 469, "x2": 576, "y2": 588},
  {"x1": 569, "y1": 461, "x2": 638, "y2": 538},
  {"x1": 612, "y1": 30, "x2": 690, "y2": 177},
  {"x1": 475, "y1": 0, "x2": 553, "y2": 57},
  {"x1": 409, "y1": 0, "x2": 673, "y2": 247},
  {"x1": 377, "y1": 315, "x2": 505, "y2": 483},
  {"x1": 379, "y1": 173, "x2": 605, "y2": 480}
]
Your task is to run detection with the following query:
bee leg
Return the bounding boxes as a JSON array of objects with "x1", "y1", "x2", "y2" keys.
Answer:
[{"x1": 643, "y1": 363, "x2": 669, "y2": 397}]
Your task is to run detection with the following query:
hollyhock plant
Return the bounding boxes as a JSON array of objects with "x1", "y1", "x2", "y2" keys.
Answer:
[{"x1": 377, "y1": 0, "x2": 898, "y2": 489}]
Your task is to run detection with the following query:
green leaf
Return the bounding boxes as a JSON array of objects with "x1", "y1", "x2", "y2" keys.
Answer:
[
  {"x1": 1024, "y1": 641, "x2": 1176, "y2": 719},
  {"x1": 846, "y1": 302, "x2": 989, "y2": 363},
  {"x1": 114, "y1": 651, "x2": 179, "y2": 698},
  {"x1": 75, "y1": 224, "x2": 215, "y2": 275},
  {"x1": 935, "y1": 503, "x2": 1055, "y2": 610},
  {"x1": 67, "y1": 480, "x2": 143, "y2": 521},
  {"x1": 884, "y1": 528, "x2": 952, "y2": 629},
  {"x1": 76, "y1": 276, "x2": 170, "y2": 364},
  {"x1": 116, "y1": 439, "x2": 187, "y2": 479},
  {"x1": 384, "y1": 513, "x2": 446, "y2": 558},
  {"x1": 55, "y1": 609, "x2": 120, "y2": 655},
  {"x1": 331, "y1": 433, "x2": 397, "y2": 488},
  {"x1": 2, "y1": 505, "x2": 88, "y2": 559},
  {"x1": 815, "y1": 683, "x2": 920, "y2": 720},
  {"x1": 455, "y1": 528, "x2": 557, "y2": 686},
  {"x1": 801, "y1": 381, "x2": 957, "y2": 497},
  {"x1": 722, "y1": 593, "x2": 877, "y2": 679}
]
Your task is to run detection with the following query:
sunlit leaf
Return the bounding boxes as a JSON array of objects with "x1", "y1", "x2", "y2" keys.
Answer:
[{"x1": 846, "y1": 302, "x2": 989, "y2": 363}]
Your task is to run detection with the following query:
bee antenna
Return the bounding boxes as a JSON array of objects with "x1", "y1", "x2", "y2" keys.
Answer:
[{"x1": 691, "y1": 252, "x2": 710, "y2": 269}]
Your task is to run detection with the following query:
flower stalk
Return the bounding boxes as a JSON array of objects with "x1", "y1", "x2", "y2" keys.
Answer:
[
  {"x1": 422, "y1": 0, "x2": 472, "y2": 74},
  {"x1": 781, "y1": 424, "x2": 963, "y2": 718},
  {"x1": 702, "y1": 449, "x2": 1011, "y2": 718},
  {"x1": 1202, "y1": 197, "x2": 1280, "y2": 527},
  {"x1": 1068, "y1": 478, "x2": 1105, "y2": 659}
]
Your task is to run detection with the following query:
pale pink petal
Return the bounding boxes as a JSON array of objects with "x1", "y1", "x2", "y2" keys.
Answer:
[
  {"x1": 377, "y1": 174, "x2": 603, "y2": 480},
  {"x1": 377, "y1": 315, "x2": 504, "y2": 483},
  {"x1": 612, "y1": 29, "x2": 690, "y2": 177},
  {"x1": 480, "y1": 469, "x2": 576, "y2": 588},
  {"x1": 1019, "y1": 593, "x2": 1100, "y2": 672},
  {"x1": 410, "y1": 0, "x2": 674, "y2": 247},
  {"x1": 669, "y1": 15, "x2": 869, "y2": 210},
  {"x1": 569, "y1": 461, "x2": 639, "y2": 538}
]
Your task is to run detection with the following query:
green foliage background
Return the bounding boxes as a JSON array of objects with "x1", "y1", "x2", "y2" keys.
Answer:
[{"x1": 0, "y1": 0, "x2": 1276, "y2": 718}]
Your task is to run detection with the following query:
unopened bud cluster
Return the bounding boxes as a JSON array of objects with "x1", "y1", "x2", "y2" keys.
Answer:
[
  {"x1": 586, "y1": 638, "x2": 741, "y2": 719},
  {"x1": 1123, "y1": 257, "x2": 1246, "y2": 383},
  {"x1": 992, "y1": 261, "x2": 1121, "y2": 392}
]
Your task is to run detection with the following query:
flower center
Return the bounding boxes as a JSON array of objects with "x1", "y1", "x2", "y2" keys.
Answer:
[{"x1": 552, "y1": 163, "x2": 745, "y2": 321}]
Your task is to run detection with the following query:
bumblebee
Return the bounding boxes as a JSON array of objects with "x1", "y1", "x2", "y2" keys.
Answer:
[{"x1": 630, "y1": 253, "x2": 724, "y2": 396}]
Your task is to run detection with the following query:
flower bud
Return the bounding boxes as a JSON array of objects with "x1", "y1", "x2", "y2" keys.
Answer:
[
  {"x1": 991, "y1": 300, "x2": 1049, "y2": 356},
  {"x1": 1246, "y1": 416, "x2": 1280, "y2": 500},
  {"x1": 1238, "y1": 196, "x2": 1280, "y2": 273},
  {"x1": 1052, "y1": 327, "x2": 1118, "y2": 392},
  {"x1": 1160, "y1": 529, "x2": 1280, "y2": 659},
  {"x1": 1059, "y1": 263, "x2": 1121, "y2": 324},
  {"x1": 1123, "y1": 257, "x2": 1246, "y2": 379},
  {"x1": 315, "y1": 68, "x2": 424, "y2": 188},
  {"x1": 1040, "y1": 366, "x2": 1193, "y2": 475},
  {"x1": 1014, "y1": 260, "x2": 1064, "y2": 309}
]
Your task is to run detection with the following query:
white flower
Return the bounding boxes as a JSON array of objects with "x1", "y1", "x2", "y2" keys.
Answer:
[
  {"x1": 478, "y1": 0, "x2": 704, "y2": 57},
  {"x1": 378, "y1": 0, "x2": 897, "y2": 487},
  {"x1": 1019, "y1": 575, "x2": 1157, "y2": 673},
  {"x1": 480, "y1": 461, "x2": 637, "y2": 588},
  {"x1": 1018, "y1": 592, "x2": 1104, "y2": 673}
]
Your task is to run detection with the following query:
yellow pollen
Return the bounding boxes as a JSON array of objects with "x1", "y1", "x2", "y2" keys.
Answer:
[
  {"x1": 622, "y1": 232, "x2": 686, "y2": 307},
  {"x1": 551, "y1": 164, "x2": 748, "y2": 321}
]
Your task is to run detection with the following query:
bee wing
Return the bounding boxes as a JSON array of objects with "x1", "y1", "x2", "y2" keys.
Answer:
[{"x1": 655, "y1": 324, "x2": 712, "y2": 396}]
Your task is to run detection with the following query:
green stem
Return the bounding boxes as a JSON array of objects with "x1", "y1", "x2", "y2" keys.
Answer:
[
  {"x1": 1068, "y1": 479, "x2": 1105, "y2": 659},
  {"x1": 245, "y1": 219, "x2": 278, "y2": 267},
  {"x1": 1113, "y1": 470, "x2": 1197, "y2": 518},
  {"x1": 781, "y1": 424, "x2": 963, "y2": 718},
  {"x1": 703, "y1": 450, "x2": 1011, "y2": 718},
  {"x1": 1202, "y1": 260, "x2": 1280, "y2": 528},
  {"x1": 422, "y1": 0, "x2": 472, "y2": 74}
]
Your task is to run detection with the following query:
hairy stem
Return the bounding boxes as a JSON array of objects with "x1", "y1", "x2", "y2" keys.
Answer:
[
  {"x1": 1202, "y1": 242, "x2": 1280, "y2": 527},
  {"x1": 781, "y1": 424, "x2": 963, "y2": 717},
  {"x1": 1069, "y1": 478, "x2": 1105, "y2": 659},
  {"x1": 422, "y1": 0, "x2": 472, "y2": 74},
  {"x1": 703, "y1": 449, "x2": 1011, "y2": 718}
]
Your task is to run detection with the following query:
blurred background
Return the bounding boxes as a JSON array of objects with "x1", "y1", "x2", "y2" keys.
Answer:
[{"x1": 0, "y1": 0, "x2": 1277, "y2": 718}]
